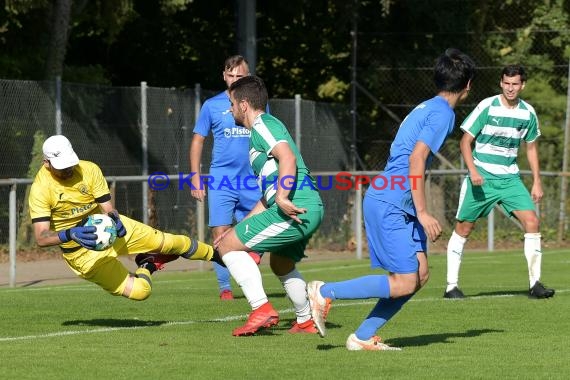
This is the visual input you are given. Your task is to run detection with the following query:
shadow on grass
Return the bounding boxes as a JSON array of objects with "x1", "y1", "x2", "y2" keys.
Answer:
[
  {"x1": 62, "y1": 319, "x2": 168, "y2": 328},
  {"x1": 266, "y1": 292, "x2": 288, "y2": 299},
  {"x1": 387, "y1": 328, "x2": 503, "y2": 347},
  {"x1": 316, "y1": 328, "x2": 503, "y2": 350},
  {"x1": 21, "y1": 280, "x2": 44, "y2": 287},
  {"x1": 317, "y1": 344, "x2": 344, "y2": 350},
  {"x1": 469, "y1": 289, "x2": 528, "y2": 297}
]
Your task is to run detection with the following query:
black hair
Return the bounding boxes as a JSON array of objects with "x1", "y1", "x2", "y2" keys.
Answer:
[
  {"x1": 502, "y1": 64, "x2": 526, "y2": 82},
  {"x1": 434, "y1": 48, "x2": 476, "y2": 93}
]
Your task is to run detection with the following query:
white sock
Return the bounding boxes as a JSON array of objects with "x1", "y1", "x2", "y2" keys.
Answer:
[
  {"x1": 278, "y1": 268, "x2": 310, "y2": 324},
  {"x1": 446, "y1": 231, "x2": 467, "y2": 292},
  {"x1": 524, "y1": 233, "x2": 542, "y2": 288},
  {"x1": 222, "y1": 251, "x2": 267, "y2": 309}
]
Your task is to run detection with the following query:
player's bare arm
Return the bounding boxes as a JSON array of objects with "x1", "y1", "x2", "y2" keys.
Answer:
[
  {"x1": 409, "y1": 141, "x2": 442, "y2": 242},
  {"x1": 189, "y1": 133, "x2": 206, "y2": 202},
  {"x1": 33, "y1": 220, "x2": 62, "y2": 247},
  {"x1": 272, "y1": 141, "x2": 307, "y2": 223},
  {"x1": 526, "y1": 140, "x2": 544, "y2": 202},
  {"x1": 460, "y1": 132, "x2": 483, "y2": 186},
  {"x1": 97, "y1": 200, "x2": 115, "y2": 214}
]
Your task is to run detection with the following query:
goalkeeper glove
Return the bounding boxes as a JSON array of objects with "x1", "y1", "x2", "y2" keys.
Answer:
[
  {"x1": 58, "y1": 226, "x2": 97, "y2": 250},
  {"x1": 108, "y1": 210, "x2": 127, "y2": 237}
]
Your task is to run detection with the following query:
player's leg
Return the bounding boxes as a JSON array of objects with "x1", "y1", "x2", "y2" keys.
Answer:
[
  {"x1": 308, "y1": 199, "x2": 413, "y2": 337},
  {"x1": 445, "y1": 178, "x2": 496, "y2": 297},
  {"x1": 271, "y1": 243, "x2": 318, "y2": 334},
  {"x1": 504, "y1": 180, "x2": 554, "y2": 298},
  {"x1": 309, "y1": 200, "x2": 422, "y2": 346},
  {"x1": 212, "y1": 225, "x2": 234, "y2": 299},
  {"x1": 118, "y1": 216, "x2": 215, "y2": 264},
  {"x1": 347, "y1": 296, "x2": 410, "y2": 350},
  {"x1": 208, "y1": 189, "x2": 239, "y2": 299},
  {"x1": 513, "y1": 209, "x2": 542, "y2": 286},
  {"x1": 445, "y1": 221, "x2": 472, "y2": 297},
  {"x1": 235, "y1": 189, "x2": 264, "y2": 263},
  {"x1": 80, "y1": 255, "x2": 158, "y2": 301},
  {"x1": 216, "y1": 228, "x2": 275, "y2": 335},
  {"x1": 316, "y1": 199, "x2": 404, "y2": 299},
  {"x1": 349, "y1": 231, "x2": 427, "y2": 350},
  {"x1": 218, "y1": 205, "x2": 323, "y2": 336}
]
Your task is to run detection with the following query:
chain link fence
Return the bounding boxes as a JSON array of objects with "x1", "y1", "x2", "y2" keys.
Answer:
[
  {"x1": 1, "y1": 56, "x2": 569, "y2": 260},
  {"x1": 0, "y1": 79, "x2": 354, "y2": 252},
  {"x1": 352, "y1": 25, "x2": 570, "y2": 246}
]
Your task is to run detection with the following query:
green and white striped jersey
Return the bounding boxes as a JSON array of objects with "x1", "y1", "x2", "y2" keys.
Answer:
[
  {"x1": 249, "y1": 113, "x2": 319, "y2": 206},
  {"x1": 461, "y1": 95, "x2": 540, "y2": 179}
]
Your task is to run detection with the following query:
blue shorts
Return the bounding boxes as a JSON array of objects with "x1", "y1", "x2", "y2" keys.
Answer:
[
  {"x1": 208, "y1": 187, "x2": 260, "y2": 227},
  {"x1": 363, "y1": 195, "x2": 427, "y2": 274}
]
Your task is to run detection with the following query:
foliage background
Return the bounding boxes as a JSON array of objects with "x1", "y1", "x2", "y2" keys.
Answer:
[
  {"x1": 1, "y1": 1, "x2": 569, "y2": 246},
  {"x1": 2, "y1": 0, "x2": 569, "y2": 171}
]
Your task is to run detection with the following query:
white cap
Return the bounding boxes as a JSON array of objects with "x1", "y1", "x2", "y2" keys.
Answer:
[{"x1": 42, "y1": 135, "x2": 80, "y2": 169}]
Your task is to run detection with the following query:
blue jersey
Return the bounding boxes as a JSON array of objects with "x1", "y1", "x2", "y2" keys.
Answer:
[
  {"x1": 193, "y1": 91, "x2": 252, "y2": 178},
  {"x1": 367, "y1": 96, "x2": 456, "y2": 216}
]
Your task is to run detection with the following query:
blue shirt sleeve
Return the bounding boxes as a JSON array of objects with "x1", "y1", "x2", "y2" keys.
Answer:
[
  {"x1": 418, "y1": 109, "x2": 454, "y2": 154},
  {"x1": 193, "y1": 101, "x2": 212, "y2": 137}
]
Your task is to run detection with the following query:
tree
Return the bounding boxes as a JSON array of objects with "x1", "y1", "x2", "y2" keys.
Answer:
[{"x1": 44, "y1": 0, "x2": 72, "y2": 79}]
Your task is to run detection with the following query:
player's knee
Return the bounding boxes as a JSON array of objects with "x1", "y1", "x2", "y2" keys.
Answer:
[
  {"x1": 120, "y1": 273, "x2": 152, "y2": 301},
  {"x1": 390, "y1": 276, "x2": 418, "y2": 297},
  {"x1": 400, "y1": 283, "x2": 417, "y2": 297},
  {"x1": 522, "y1": 215, "x2": 540, "y2": 232},
  {"x1": 269, "y1": 255, "x2": 295, "y2": 276},
  {"x1": 418, "y1": 270, "x2": 430, "y2": 288},
  {"x1": 455, "y1": 223, "x2": 473, "y2": 238},
  {"x1": 128, "y1": 276, "x2": 152, "y2": 301}
]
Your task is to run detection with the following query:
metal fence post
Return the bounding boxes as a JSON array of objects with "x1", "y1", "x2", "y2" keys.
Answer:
[
  {"x1": 294, "y1": 94, "x2": 301, "y2": 152},
  {"x1": 9, "y1": 184, "x2": 17, "y2": 287},
  {"x1": 55, "y1": 76, "x2": 62, "y2": 135},
  {"x1": 141, "y1": 82, "x2": 149, "y2": 225},
  {"x1": 488, "y1": 208, "x2": 494, "y2": 252},
  {"x1": 355, "y1": 184, "x2": 363, "y2": 260},
  {"x1": 194, "y1": 83, "x2": 205, "y2": 272},
  {"x1": 558, "y1": 59, "x2": 570, "y2": 242}
]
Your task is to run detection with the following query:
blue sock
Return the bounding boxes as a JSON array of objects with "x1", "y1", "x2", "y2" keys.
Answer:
[
  {"x1": 320, "y1": 275, "x2": 390, "y2": 300},
  {"x1": 354, "y1": 295, "x2": 412, "y2": 340},
  {"x1": 213, "y1": 262, "x2": 231, "y2": 292}
]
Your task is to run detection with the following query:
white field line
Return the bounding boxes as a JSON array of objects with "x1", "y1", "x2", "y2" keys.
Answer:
[
  {"x1": 1, "y1": 288, "x2": 567, "y2": 343},
  {"x1": 1, "y1": 252, "x2": 567, "y2": 341}
]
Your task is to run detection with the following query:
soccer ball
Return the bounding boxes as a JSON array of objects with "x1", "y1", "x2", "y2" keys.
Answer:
[{"x1": 82, "y1": 213, "x2": 117, "y2": 251}]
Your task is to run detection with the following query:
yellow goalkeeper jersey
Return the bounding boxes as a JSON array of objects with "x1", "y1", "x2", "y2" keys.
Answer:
[{"x1": 29, "y1": 160, "x2": 111, "y2": 249}]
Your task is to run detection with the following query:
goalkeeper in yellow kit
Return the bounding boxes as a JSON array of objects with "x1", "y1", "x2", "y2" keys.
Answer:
[{"x1": 29, "y1": 135, "x2": 220, "y2": 300}]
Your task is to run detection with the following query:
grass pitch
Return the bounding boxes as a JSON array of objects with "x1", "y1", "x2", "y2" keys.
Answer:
[{"x1": 0, "y1": 249, "x2": 568, "y2": 379}]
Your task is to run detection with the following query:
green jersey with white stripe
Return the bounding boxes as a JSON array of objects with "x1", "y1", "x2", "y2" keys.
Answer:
[
  {"x1": 461, "y1": 95, "x2": 540, "y2": 179},
  {"x1": 249, "y1": 113, "x2": 320, "y2": 206}
]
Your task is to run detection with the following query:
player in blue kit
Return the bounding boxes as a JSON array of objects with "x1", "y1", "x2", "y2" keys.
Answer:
[
  {"x1": 189, "y1": 55, "x2": 262, "y2": 300},
  {"x1": 308, "y1": 48, "x2": 476, "y2": 351}
]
